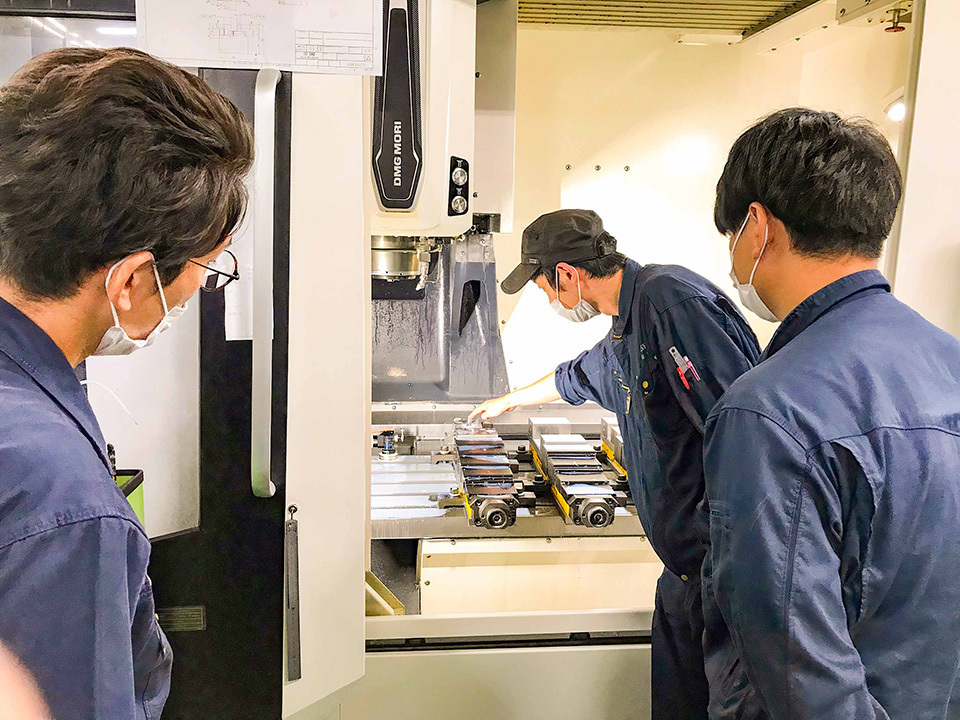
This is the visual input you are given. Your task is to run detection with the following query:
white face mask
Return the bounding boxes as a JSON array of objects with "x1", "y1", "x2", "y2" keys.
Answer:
[
  {"x1": 729, "y1": 214, "x2": 779, "y2": 323},
  {"x1": 550, "y1": 266, "x2": 600, "y2": 323},
  {"x1": 93, "y1": 260, "x2": 187, "y2": 356}
]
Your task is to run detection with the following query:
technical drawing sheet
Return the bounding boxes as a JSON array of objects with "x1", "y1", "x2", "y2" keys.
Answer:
[{"x1": 136, "y1": 0, "x2": 382, "y2": 75}]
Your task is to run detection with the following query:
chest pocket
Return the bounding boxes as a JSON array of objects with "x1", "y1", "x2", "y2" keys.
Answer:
[{"x1": 611, "y1": 337, "x2": 638, "y2": 416}]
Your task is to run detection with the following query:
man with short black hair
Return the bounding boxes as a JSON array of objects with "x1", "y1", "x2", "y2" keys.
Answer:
[
  {"x1": 704, "y1": 108, "x2": 960, "y2": 718},
  {"x1": 0, "y1": 48, "x2": 253, "y2": 718},
  {"x1": 473, "y1": 209, "x2": 761, "y2": 719}
]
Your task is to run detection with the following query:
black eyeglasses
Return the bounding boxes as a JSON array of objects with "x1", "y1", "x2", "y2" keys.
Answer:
[{"x1": 191, "y1": 249, "x2": 240, "y2": 292}]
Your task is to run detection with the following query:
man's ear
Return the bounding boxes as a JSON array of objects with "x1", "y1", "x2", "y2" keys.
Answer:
[
  {"x1": 104, "y1": 252, "x2": 155, "y2": 313},
  {"x1": 748, "y1": 202, "x2": 772, "y2": 259},
  {"x1": 555, "y1": 262, "x2": 576, "y2": 289}
]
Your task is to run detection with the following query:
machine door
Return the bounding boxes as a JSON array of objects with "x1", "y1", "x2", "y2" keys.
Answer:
[
  {"x1": 149, "y1": 69, "x2": 369, "y2": 719},
  {"x1": 146, "y1": 68, "x2": 292, "y2": 719},
  {"x1": 281, "y1": 72, "x2": 370, "y2": 720}
]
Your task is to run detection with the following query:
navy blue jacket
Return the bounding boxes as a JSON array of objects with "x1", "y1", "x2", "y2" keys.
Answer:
[
  {"x1": 0, "y1": 297, "x2": 172, "y2": 719},
  {"x1": 702, "y1": 270, "x2": 960, "y2": 719},
  {"x1": 556, "y1": 260, "x2": 760, "y2": 578}
]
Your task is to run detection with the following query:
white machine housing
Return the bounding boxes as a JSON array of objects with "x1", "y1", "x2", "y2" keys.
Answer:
[{"x1": 367, "y1": 0, "x2": 477, "y2": 237}]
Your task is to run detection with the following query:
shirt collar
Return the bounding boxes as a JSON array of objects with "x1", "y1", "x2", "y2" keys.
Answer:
[
  {"x1": 612, "y1": 259, "x2": 643, "y2": 338},
  {"x1": 762, "y1": 269, "x2": 891, "y2": 360},
  {"x1": 0, "y1": 296, "x2": 111, "y2": 472}
]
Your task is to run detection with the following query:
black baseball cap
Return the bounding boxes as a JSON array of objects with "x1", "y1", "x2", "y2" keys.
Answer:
[{"x1": 501, "y1": 209, "x2": 617, "y2": 294}]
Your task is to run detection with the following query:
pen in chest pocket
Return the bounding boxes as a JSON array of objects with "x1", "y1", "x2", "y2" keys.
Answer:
[{"x1": 668, "y1": 345, "x2": 700, "y2": 390}]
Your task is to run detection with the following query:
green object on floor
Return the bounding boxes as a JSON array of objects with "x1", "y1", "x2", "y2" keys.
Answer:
[{"x1": 116, "y1": 470, "x2": 146, "y2": 526}]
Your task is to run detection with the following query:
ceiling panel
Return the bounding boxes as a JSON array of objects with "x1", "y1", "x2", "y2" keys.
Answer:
[{"x1": 518, "y1": 0, "x2": 819, "y2": 35}]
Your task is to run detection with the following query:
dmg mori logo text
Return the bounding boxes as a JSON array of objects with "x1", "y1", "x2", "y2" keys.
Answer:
[{"x1": 393, "y1": 120, "x2": 403, "y2": 186}]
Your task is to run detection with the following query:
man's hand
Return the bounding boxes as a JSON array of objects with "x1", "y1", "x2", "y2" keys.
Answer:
[
  {"x1": 469, "y1": 394, "x2": 517, "y2": 422},
  {"x1": 468, "y1": 374, "x2": 563, "y2": 422}
]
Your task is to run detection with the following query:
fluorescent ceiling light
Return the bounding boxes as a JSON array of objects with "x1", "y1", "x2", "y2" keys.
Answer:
[
  {"x1": 84, "y1": 40, "x2": 100, "y2": 48},
  {"x1": 678, "y1": 32, "x2": 742, "y2": 46},
  {"x1": 97, "y1": 26, "x2": 137, "y2": 36},
  {"x1": 40, "y1": 22, "x2": 65, "y2": 39},
  {"x1": 46, "y1": 18, "x2": 68, "y2": 33},
  {"x1": 29, "y1": 17, "x2": 66, "y2": 39}
]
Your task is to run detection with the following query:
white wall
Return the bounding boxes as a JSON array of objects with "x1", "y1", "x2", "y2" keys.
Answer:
[
  {"x1": 86, "y1": 310, "x2": 200, "y2": 539},
  {"x1": 891, "y1": 0, "x2": 960, "y2": 338},
  {"x1": 498, "y1": 3, "x2": 913, "y2": 389}
]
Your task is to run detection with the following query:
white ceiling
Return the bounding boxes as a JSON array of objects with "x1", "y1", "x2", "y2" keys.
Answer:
[{"x1": 518, "y1": 0, "x2": 817, "y2": 34}]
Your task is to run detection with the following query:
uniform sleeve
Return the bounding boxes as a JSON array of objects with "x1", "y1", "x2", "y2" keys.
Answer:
[
  {"x1": 0, "y1": 517, "x2": 153, "y2": 720},
  {"x1": 704, "y1": 407, "x2": 888, "y2": 720},
  {"x1": 555, "y1": 337, "x2": 609, "y2": 407},
  {"x1": 652, "y1": 297, "x2": 757, "y2": 433}
]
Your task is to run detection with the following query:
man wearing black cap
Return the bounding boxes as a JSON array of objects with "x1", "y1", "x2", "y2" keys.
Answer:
[{"x1": 471, "y1": 209, "x2": 761, "y2": 719}]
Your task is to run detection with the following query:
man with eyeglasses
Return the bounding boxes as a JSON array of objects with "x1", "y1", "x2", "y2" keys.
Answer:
[{"x1": 0, "y1": 48, "x2": 252, "y2": 719}]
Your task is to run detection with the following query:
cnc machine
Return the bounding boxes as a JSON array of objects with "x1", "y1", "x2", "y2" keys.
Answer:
[
  {"x1": 357, "y1": 1, "x2": 661, "y2": 716},
  {"x1": 134, "y1": 1, "x2": 660, "y2": 718}
]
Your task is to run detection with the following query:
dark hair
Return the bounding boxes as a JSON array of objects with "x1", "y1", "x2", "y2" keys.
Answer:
[
  {"x1": 535, "y1": 252, "x2": 628, "y2": 289},
  {"x1": 714, "y1": 108, "x2": 902, "y2": 259},
  {"x1": 0, "y1": 47, "x2": 254, "y2": 299}
]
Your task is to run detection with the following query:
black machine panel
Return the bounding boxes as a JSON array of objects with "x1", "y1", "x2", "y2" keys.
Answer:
[
  {"x1": 148, "y1": 69, "x2": 291, "y2": 720},
  {"x1": 372, "y1": 0, "x2": 423, "y2": 209}
]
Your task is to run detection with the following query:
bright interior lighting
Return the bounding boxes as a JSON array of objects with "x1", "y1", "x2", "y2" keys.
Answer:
[
  {"x1": 97, "y1": 26, "x2": 137, "y2": 36},
  {"x1": 661, "y1": 135, "x2": 715, "y2": 177},
  {"x1": 84, "y1": 40, "x2": 100, "y2": 48},
  {"x1": 46, "y1": 18, "x2": 68, "y2": 33},
  {"x1": 887, "y1": 100, "x2": 907, "y2": 122},
  {"x1": 678, "y1": 32, "x2": 742, "y2": 46},
  {"x1": 29, "y1": 17, "x2": 65, "y2": 39},
  {"x1": 41, "y1": 22, "x2": 65, "y2": 39}
]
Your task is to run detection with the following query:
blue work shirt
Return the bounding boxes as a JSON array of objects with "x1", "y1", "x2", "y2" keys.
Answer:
[
  {"x1": 702, "y1": 270, "x2": 960, "y2": 719},
  {"x1": 0, "y1": 297, "x2": 172, "y2": 719},
  {"x1": 556, "y1": 260, "x2": 760, "y2": 577}
]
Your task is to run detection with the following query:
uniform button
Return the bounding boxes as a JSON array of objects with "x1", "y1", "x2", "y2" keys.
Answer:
[
  {"x1": 681, "y1": 574, "x2": 689, "y2": 582},
  {"x1": 642, "y1": 381, "x2": 649, "y2": 389}
]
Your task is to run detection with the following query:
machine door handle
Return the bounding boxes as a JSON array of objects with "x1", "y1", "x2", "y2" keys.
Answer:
[{"x1": 251, "y1": 68, "x2": 280, "y2": 499}]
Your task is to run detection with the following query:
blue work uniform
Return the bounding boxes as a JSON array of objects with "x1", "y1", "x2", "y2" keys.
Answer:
[
  {"x1": 702, "y1": 270, "x2": 960, "y2": 719},
  {"x1": 555, "y1": 259, "x2": 760, "y2": 719},
  {"x1": 0, "y1": 297, "x2": 172, "y2": 719}
]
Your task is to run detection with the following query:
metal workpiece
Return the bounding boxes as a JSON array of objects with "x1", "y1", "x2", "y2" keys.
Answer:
[
  {"x1": 532, "y1": 431, "x2": 627, "y2": 529},
  {"x1": 601, "y1": 417, "x2": 624, "y2": 466},
  {"x1": 453, "y1": 424, "x2": 524, "y2": 529},
  {"x1": 370, "y1": 416, "x2": 641, "y2": 540}
]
